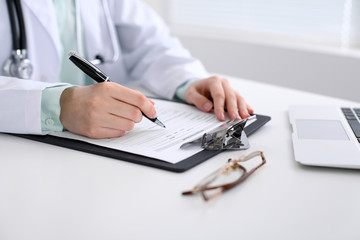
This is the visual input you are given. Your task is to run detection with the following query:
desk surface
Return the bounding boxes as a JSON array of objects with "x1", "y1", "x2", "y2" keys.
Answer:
[{"x1": 1, "y1": 77, "x2": 360, "y2": 240}]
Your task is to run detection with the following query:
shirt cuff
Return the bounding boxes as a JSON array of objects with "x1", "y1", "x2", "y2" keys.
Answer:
[
  {"x1": 174, "y1": 78, "x2": 201, "y2": 101},
  {"x1": 41, "y1": 85, "x2": 72, "y2": 132}
]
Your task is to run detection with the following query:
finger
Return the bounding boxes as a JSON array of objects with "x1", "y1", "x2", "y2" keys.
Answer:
[
  {"x1": 97, "y1": 113, "x2": 136, "y2": 132},
  {"x1": 99, "y1": 82, "x2": 156, "y2": 118},
  {"x1": 236, "y1": 93, "x2": 251, "y2": 118},
  {"x1": 247, "y1": 103, "x2": 254, "y2": 115},
  {"x1": 185, "y1": 88, "x2": 213, "y2": 112},
  {"x1": 107, "y1": 83, "x2": 157, "y2": 118},
  {"x1": 209, "y1": 78, "x2": 226, "y2": 121},
  {"x1": 106, "y1": 99, "x2": 143, "y2": 123},
  {"x1": 75, "y1": 111, "x2": 132, "y2": 139},
  {"x1": 222, "y1": 80, "x2": 240, "y2": 120},
  {"x1": 87, "y1": 127, "x2": 126, "y2": 139}
]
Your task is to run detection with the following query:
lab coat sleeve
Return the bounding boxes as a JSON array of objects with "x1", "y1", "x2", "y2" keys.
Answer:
[
  {"x1": 0, "y1": 76, "x2": 71, "y2": 134},
  {"x1": 111, "y1": 0, "x2": 210, "y2": 99}
]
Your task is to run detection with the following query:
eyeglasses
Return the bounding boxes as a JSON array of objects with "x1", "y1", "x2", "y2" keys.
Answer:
[{"x1": 182, "y1": 150, "x2": 266, "y2": 201}]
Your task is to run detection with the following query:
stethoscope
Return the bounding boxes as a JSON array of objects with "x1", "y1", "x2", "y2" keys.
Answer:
[{"x1": 3, "y1": 0, "x2": 120, "y2": 80}]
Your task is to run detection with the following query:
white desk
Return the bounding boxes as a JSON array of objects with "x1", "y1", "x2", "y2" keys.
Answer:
[{"x1": 1, "y1": 77, "x2": 360, "y2": 240}]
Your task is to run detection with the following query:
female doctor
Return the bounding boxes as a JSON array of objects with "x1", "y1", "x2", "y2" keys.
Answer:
[{"x1": 0, "y1": 0, "x2": 253, "y2": 139}]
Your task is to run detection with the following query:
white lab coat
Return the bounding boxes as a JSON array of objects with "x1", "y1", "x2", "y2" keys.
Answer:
[{"x1": 0, "y1": 0, "x2": 209, "y2": 134}]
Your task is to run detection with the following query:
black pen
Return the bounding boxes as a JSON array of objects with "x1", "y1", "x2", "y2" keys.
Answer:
[{"x1": 68, "y1": 50, "x2": 166, "y2": 128}]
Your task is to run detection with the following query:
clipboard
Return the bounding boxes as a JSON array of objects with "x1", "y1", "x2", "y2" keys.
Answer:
[{"x1": 13, "y1": 114, "x2": 270, "y2": 172}]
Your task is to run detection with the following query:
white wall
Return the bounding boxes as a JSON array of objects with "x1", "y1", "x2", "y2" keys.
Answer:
[
  {"x1": 142, "y1": 0, "x2": 360, "y2": 102},
  {"x1": 179, "y1": 36, "x2": 360, "y2": 102}
]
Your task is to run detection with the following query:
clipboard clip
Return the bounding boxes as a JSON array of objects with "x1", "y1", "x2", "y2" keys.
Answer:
[{"x1": 181, "y1": 115, "x2": 256, "y2": 150}]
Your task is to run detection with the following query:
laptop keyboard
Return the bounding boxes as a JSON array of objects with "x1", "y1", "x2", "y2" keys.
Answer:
[{"x1": 341, "y1": 108, "x2": 360, "y2": 143}]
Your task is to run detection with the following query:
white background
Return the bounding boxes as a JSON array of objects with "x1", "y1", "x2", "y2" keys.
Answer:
[{"x1": 143, "y1": 0, "x2": 360, "y2": 102}]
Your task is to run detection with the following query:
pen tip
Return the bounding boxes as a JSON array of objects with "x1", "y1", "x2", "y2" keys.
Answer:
[{"x1": 156, "y1": 119, "x2": 166, "y2": 128}]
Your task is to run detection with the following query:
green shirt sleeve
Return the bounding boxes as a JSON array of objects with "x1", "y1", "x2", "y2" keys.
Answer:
[
  {"x1": 174, "y1": 79, "x2": 200, "y2": 101},
  {"x1": 41, "y1": 85, "x2": 72, "y2": 132}
]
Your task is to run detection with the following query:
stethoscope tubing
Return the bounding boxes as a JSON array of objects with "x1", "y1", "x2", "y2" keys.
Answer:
[
  {"x1": 6, "y1": 0, "x2": 27, "y2": 50},
  {"x1": 5, "y1": 0, "x2": 119, "y2": 66},
  {"x1": 75, "y1": 0, "x2": 120, "y2": 65}
]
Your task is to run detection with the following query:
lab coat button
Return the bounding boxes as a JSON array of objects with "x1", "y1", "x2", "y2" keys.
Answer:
[{"x1": 45, "y1": 118, "x2": 54, "y2": 126}]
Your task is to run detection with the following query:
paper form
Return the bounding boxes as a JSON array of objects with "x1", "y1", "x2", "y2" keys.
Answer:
[{"x1": 50, "y1": 99, "x2": 247, "y2": 164}]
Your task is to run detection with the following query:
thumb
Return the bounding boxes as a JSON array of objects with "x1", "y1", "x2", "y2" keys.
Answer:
[{"x1": 186, "y1": 90, "x2": 213, "y2": 112}]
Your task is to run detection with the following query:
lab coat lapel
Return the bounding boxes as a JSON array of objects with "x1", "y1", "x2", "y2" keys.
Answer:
[
  {"x1": 21, "y1": 0, "x2": 61, "y2": 61},
  {"x1": 79, "y1": 0, "x2": 116, "y2": 62}
]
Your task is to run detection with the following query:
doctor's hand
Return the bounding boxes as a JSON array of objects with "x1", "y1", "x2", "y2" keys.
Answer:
[
  {"x1": 59, "y1": 82, "x2": 156, "y2": 139},
  {"x1": 184, "y1": 76, "x2": 254, "y2": 121}
]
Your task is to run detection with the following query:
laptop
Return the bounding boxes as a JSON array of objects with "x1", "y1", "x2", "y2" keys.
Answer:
[{"x1": 288, "y1": 105, "x2": 360, "y2": 169}]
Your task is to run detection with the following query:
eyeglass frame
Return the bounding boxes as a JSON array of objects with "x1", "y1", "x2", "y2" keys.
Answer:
[{"x1": 182, "y1": 150, "x2": 266, "y2": 201}]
